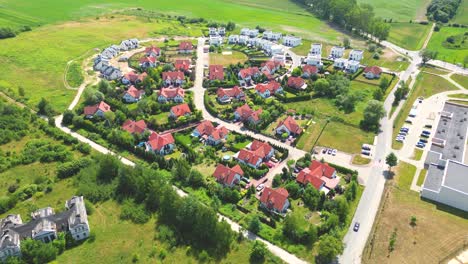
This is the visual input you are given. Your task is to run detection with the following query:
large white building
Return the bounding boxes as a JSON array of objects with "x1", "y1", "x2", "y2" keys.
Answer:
[
  {"x1": 282, "y1": 36, "x2": 302, "y2": 47},
  {"x1": 330, "y1": 46, "x2": 345, "y2": 59}
]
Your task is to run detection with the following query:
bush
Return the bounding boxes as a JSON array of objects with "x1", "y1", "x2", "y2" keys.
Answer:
[
  {"x1": 120, "y1": 199, "x2": 150, "y2": 224},
  {"x1": 57, "y1": 158, "x2": 92, "y2": 179}
]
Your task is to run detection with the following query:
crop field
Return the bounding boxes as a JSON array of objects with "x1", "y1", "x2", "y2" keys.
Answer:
[
  {"x1": 426, "y1": 26, "x2": 468, "y2": 65},
  {"x1": 357, "y1": 0, "x2": 430, "y2": 22},
  {"x1": 388, "y1": 22, "x2": 432, "y2": 50}
]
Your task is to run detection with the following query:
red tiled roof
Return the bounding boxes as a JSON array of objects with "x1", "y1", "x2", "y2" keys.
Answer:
[
  {"x1": 296, "y1": 160, "x2": 335, "y2": 189},
  {"x1": 239, "y1": 67, "x2": 260, "y2": 79},
  {"x1": 83, "y1": 101, "x2": 111, "y2": 116},
  {"x1": 195, "y1": 121, "x2": 228, "y2": 140},
  {"x1": 260, "y1": 187, "x2": 289, "y2": 212},
  {"x1": 122, "y1": 119, "x2": 147, "y2": 134},
  {"x1": 296, "y1": 169, "x2": 325, "y2": 189},
  {"x1": 209, "y1": 65, "x2": 224, "y2": 81},
  {"x1": 255, "y1": 81, "x2": 281, "y2": 94},
  {"x1": 138, "y1": 72, "x2": 148, "y2": 82},
  {"x1": 309, "y1": 160, "x2": 335, "y2": 178},
  {"x1": 277, "y1": 116, "x2": 302, "y2": 134},
  {"x1": 249, "y1": 140, "x2": 272, "y2": 159},
  {"x1": 364, "y1": 66, "x2": 382, "y2": 75},
  {"x1": 249, "y1": 109, "x2": 263, "y2": 122},
  {"x1": 261, "y1": 60, "x2": 283, "y2": 72},
  {"x1": 147, "y1": 132, "x2": 175, "y2": 151},
  {"x1": 170, "y1": 103, "x2": 191, "y2": 117},
  {"x1": 237, "y1": 149, "x2": 262, "y2": 166},
  {"x1": 235, "y1": 104, "x2": 253, "y2": 119},
  {"x1": 175, "y1": 59, "x2": 190, "y2": 71},
  {"x1": 162, "y1": 71, "x2": 185, "y2": 81},
  {"x1": 123, "y1": 72, "x2": 139, "y2": 83},
  {"x1": 139, "y1": 56, "x2": 157, "y2": 64},
  {"x1": 158, "y1": 87, "x2": 185, "y2": 99},
  {"x1": 179, "y1": 41, "x2": 193, "y2": 50},
  {"x1": 287, "y1": 77, "x2": 305, "y2": 89},
  {"x1": 145, "y1": 46, "x2": 160, "y2": 55},
  {"x1": 217, "y1": 86, "x2": 244, "y2": 99},
  {"x1": 213, "y1": 164, "x2": 244, "y2": 185},
  {"x1": 125, "y1": 85, "x2": 144, "y2": 99},
  {"x1": 302, "y1": 65, "x2": 318, "y2": 75}
]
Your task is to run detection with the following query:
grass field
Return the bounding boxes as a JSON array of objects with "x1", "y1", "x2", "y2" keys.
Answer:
[
  {"x1": 417, "y1": 169, "x2": 427, "y2": 186},
  {"x1": 66, "y1": 61, "x2": 85, "y2": 88},
  {"x1": 426, "y1": 26, "x2": 468, "y2": 65},
  {"x1": 209, "y1": 50, "x2": 248, "y2": 66},
  {"x1": 448, "y1": 93, "x2": 468, "y2": 99},
  {"x1": 388, "y1": 23, "x2": 432, "y2": 50},
  {"x1": 361, "y1": 48, "x2": 410, "y2": 71},
  {"x1": 412, "y1": 148, "x2": 423, "y2": 161},
  {"x1": 450, "y1": 74, "x2": 468, "y2": 89},
  {"x1": 363, "y1": 162, "x2": 468, "y2": 263},
  {"x1": 357, "y1": 0, "x2": 430, "y2": 22},
  {"x1": 452, "y1": 0, "x2": 468, "y2": 25},
  {"x1": 352, "y1": 155, "x2": 371, "y2": 165},
  {"x1": 420, "y1": 65, "x2": 450, "y2": 75},
  {"x1": 392, "y1": 73, "x2": 460, "y2": 149}
]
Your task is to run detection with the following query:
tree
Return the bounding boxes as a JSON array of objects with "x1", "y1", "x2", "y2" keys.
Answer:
[
  {"x1": 420, "y1": 49, "x2": 438, "y2": 65},
  {"x1": 345, "y1": 181, "x2": 358, "y2": 201},
  {"x1": 84, "y1": 88, "x2": 104, "y2": 105},
  {"x1": 62, "y1": 110, "x2": 75, "y2": 126},
  {"x1": 318, "y1": 235, "x2": 344, "y2": 263},
  {"x1": 248, "y1": 215, "x2": 261, "y2": 233},
  {"x1": 272, "y1": 174, "x2": 282, "y2": 187},
  {"x1": 335, "y1": 197, "x2": 349, "y2": 222},
  {"x1": 285, "y1": 181, "x2": 300, "y2": 199},
  {"x1": 21, "y1": 238, "x2": 59, "y2": 264},
  {"x1": 379, "y1": 77, "x2": 389, "y2": 90},
  {"x1": 336, "y1": 93, "x2": 358, "y2": 113},
  {"x1": 343, "y1": 37, "x2": 351, "y2": 48},
  {"x1": 360, "y1": 100, "x2": 385, "y2": 132},
  {"x1": 410, "y1": 215, "x2": 417, "y2": 227},
  {"x1": 373, "y1": 88, "x2": 383, "y2": 101},
  {"x1": 250, "y1": 241, "x2": 267, "y2": 262},
  {"x1": 302, "y1": 185, "x2": 320, "y2": 210},
  {"x1": 385, "y1": 152, "x2": 398, "y2": 172},
  {"x1": 314, "y1": 78, "x2": 331, "y2": 97},
  {"x1": 291, "y1": 67, "x2": 302, "y2": 77},
  {"x1": 18, "y1": 86, "x2": 25, "y2": 97},
  {"x1": 37, "y1": 98, "x2": 53, "y2": 116}
]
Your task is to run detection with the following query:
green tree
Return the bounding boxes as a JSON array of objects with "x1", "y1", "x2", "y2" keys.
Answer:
[
  {"x1": 302, "y1": 184, "x2": 320, "y2": 210},
  {"x1": 420, "y1": 49, "x2": 438, "y2": 65},
  {"x1": 248, "y1": 215, "x2": 261, "y2": 234},
  {"x1": 291, "y1": 67, "x2": 302, "y2": 77},
  {"x1": 343, "y1": 37, "x2": 351, "y2": 48},
  {"x1": 360, "y1": 100, "x2": 386, "y2": 132},
  {"x1": 335, "y1": 197, "x2": 349, "y2": 222},
  {"x1": 37, "y1": 98, "x2": 53, "y2": 116},
  {"x1": 386, "y1": 152, "x2": 398, "y2": 172},
  {"x1": 379, "y1": 77, "x2": 389, "y2": 90},
  {"x1": 318, "y1": 235, "x2": 344, "y2": 263},
  {"x1": 313, "y1": 78, "x2": 331, "y2": 97},
  {"x1": 62, "y1": 110, "x2": 75, "y2": 126},
  {"x1": 250, "y1": 241, "x2": 267, "y2": 262},
  {"x1": 373, "y1": 88, "x2": 383, "y2": 101},
  {"x1": 18, "y1": 86, "x2": 25, "y2": 97},
  {"x1": 21, "y1": 238, "x2": 59, "y2": 264},
  {"x1": 410, "y1": 215, "x2": 417, "y2": 227}
]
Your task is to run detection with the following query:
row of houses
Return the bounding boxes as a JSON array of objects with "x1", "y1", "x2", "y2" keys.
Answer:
[
  {"x1": 93, "y1": 39, "x2": 140, "y2": 80},
  {"x1": 209, "y1": 27, "x2": 226, "y2": 36},
  {"x1": 0, "y1": 196, "x2": 90, "y2": 261}
]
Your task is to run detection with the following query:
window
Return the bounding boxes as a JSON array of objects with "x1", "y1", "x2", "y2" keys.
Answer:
[{"x1": 77, "y1": 235, "x2": 80, "y2": 239}]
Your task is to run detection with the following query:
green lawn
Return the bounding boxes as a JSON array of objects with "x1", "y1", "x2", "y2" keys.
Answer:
[
  {"x1": 388, "y1": 23, "x2": 432, "y2": 51},
  {"x1": 209, "y1": 50, "x2": 248, "y2": 66},
  {"x1": 66, "y1": 61, "x2": 84, "y2": 88},
  {"x1": 426, "y1": 26, "x2": 468, "y2": 65},
  {"x1": 417, "y1": 169, "x2": 427, "y2": 186},
  {"x1": 452, "y1": 0, "x2": 468, "y2": 24},
  {"x1": 413, "y1": 148, "x2": 423, "y2": 161},
  {"x1": 450, "y1": 74, "x2": 468, "y2": 89},
  {"x1": 360, "y1": 48, "x2": 410, "y2": 72},
  {"x1": 392, "y1": 73, "x2": 460, "y2": 149},
  {"x1": 352, "y1": 155, "x2": 371, "y2": 165},
  {"x1": 357, "y1": 0, "x2": 430, "y2": 22},
  {"x1": 420, "y1": 65, "x2": 450, "y2": 75},
  {"x1": 448, "y1": 93, "x2": 468, "y2": 99}
]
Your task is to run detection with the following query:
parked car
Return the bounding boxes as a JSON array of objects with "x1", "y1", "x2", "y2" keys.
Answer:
[
  {"x1": 416, "y1": 143, "x2": 426, "y2": 148},
  {"x1": 241, "y1": 177, "x2": 250, "y2": 184},
  {"x1": 425, "y1": 124, "x2": 432, "y2": 128},
  {"x1": 256, "y1": 184, "x2": 265, "y2": 192},
  {"x1": 419, "y1": 138, "x2": 428, "y2": 143},
  {"x1": 420, "y1": 133, "x2": 429, "y2": 138},
  {"x1": 400, "y1": 128, "x2": 409, "y2": 132},
  {"x1": 422, "y1": 130, "x2": 431, "y2": 135},
  {"x1": 399, "y1": 132, "x2": 407, "y2": 136},
  {"x1": 396, "y1": 137, "x2": 404, "y2": 142},
  {"x1": 271, "y1": 157, "x2": 278, "y2": 163},
  {"x1": 332, "y1": 149, "x2": 337, "y2": 156},
  {"x1": 405, "y1": 119, "x2": 413, "y2": 124},
  {"x1": 327, "y1": 148, "x2": 333, "y2": 155},
  {"x1": 265, "y1": 162, "x2": 273, "y2": 168},
  {"x1": 294, "y1": 167, "x2": 300, "y2": 173},
  {"x1": 361, "y1": 151, "x2": 370, "y2": 156},
  {"x1": 353, "y1": 222, "x2": 360, "y2": 232},
  {"x1": 362, "y1": 145, "x2": 371, "y2": 151},
  {"x1": 322, "y1": 148, "x2": 328, "y2": 154}
]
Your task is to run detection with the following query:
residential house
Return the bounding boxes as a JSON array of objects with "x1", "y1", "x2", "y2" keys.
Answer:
[
  {"x1": 100, "y1": 66, "x2": 122, "y2": 80},
  {"x1": 333, "y1": 58, "x2": 347, "y2": 69},
  {"x1": 178, "y1": 41, "x2": 194, "y2": 54},
  {"x1": 287, "y1": 77, "x2": 306, "y2": 90},
  {"x1": 247, "y1": 140, "x2": 274, "y2": 161},
  {"x1": 209, "y1": 27, "x2": 218, "y2": 36},
  {"x1": 238, "y1": 67, "x2": 260, "y2": 85},
  {"x1": 174, "y1": 59, "x2": 191, "y2": 72},
  {"x1": 121, "y1": 119, "x2": 147, "y2": 134},
  {"x1": 330, "y1": 46, "x2": 345, "y2": 59},
  {"x1": 93, "y1": 55, "x2": 109, "y2": 71},
  {"x1": 260, "y1": 187, "x2": 290, "y2": 214},
  {"x1": 346, "y1": 60, "x2": 360, "y2": 73},
  {"x1": 255, "y1": 81, "x2": 283, "y2": 98},
  {"x1": 218, "y1": 27, "x2": 226, "y2": 36},
  {"x1": 145, "y1": 46, "x2": 161, "y2": 57},
  {"x1": 101, "y1": 46, "x2": 119, "y2": 59},
  {"x1": 209, "y1": 65, "x2": 224, "y2": 81},
  {"x1": 270, "y1": 45, "x2": 284, "y2": 55},
  {"x1": 247, "y1": 37, "x2": 260, "y2": 46},
  {"x1": 157, "y1": 87, "x2": 185, "y2": 103},
  {"x1": 213, "y1": 164, "x2": 243, "y2": 187},
  {"x1": 276, "y1": 116, "x2": 302, "y2": 136},
  {"x1": 238, "y1": 35, "x2": 249, "y2": 45},
  {"x1": 263, "y1": 31, "x2": 282, "y2": 41},
  {"x1": 170, "y1": 103, "x2": 191, "y2": 119},
  {"x1": 234, "y1": 149, "x2": 263, "y2": 168},
  {"x1": 240, "y1": 28, "x2": 259, "y2": 38},
  {"x1": 216, "y1": 86, "x2": 245, "y2": 103},
  {"x1": 261, "y1": 60, "x2": 283, "y2": 75},
  {"x1": 305, "y1": 54, "x2": 322, "y2": 67},
  {"x1": 122, "y1": 72, "x2": 147, "y2": 85},
  {"x1": 364, "y1": 66, "x2": 383, "y2": 79},
  {"x1": 192, "y1": 120, "x2": 229, "y2": 146},
  {"x1": 247, "y1": 109, "x2": 263, "y2": 125},
  {"x1": 309, "y1": 43, "x2": 322, "y2": 55},
  {"x1": 123, "y1": 86, "x2": 145, "y2": 103},
  {"x1": 83, "y1": 101, "x2": 111, "y2": 118},
  {"x1": 209, "y1": 35, "x2": 223, "y2": 46},
  {"x1": 296, "y1": 160, "x2": 339, "y2": 190},
  {"x1": 119, "y1": 39, "x2": 139, "y2": 51},
  {"x1": 145, "y1": 132, "x2": 175, "y2": 155},
  {"x1": 349, "y1": 49, "x2": 364, "y2": 61},
  {"x1": 162, "y1": 71, "x2": 185, "y2": 86},
  {"x1": 302, "y1": 65, "x2": 318, "y2": 78},
  {"x1": 234, "y1": 104, "x2": 254, "y2": 121},
  {"x1": 139, "y1": 56, "x2": 157, "y2": 69},
  {"x1": 228, "y1": 35, "x2": 239, "y2": 44},
  {"x1": 282, "y1": 36, "x2": 301, "y2": 47},
  {"x1": 0, "y1": 215, "x2": 22, "y2": 261}
]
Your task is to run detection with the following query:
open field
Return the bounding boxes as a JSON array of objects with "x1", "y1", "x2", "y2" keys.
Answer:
[
  {"x1": 358, "y1": 0, "x2": 430, "y2": 22},
  {"x1": 426, "y1": 26, "x2": 468, "y2": 65},
  {"x1": 363, "y1": 162, "x2": 468, "y2": 264},
  {"x1": 452, "y1": 0, "x2": 468, "y2": 25},
  {"x1": 361, "y1": 48, "x2": 410, "y2": 72},
  {"x1": 209, "y1": 50, "x2": 248, "y2": 66},
  {"x1": 388, "y1": 23, "x2": 432, "y2": 50},
  {"x1": 450, "y1": 74, "x2": 468, "y2": 89},
  {"x1": 392, "y1": 73, "x2": 460, "y2": 149},
  {"x1": 352, "y1": 155, "x2": 371, "y2": 165},
  {"x1": 421, "y1": 65, "x2": 451, "y2": 75}
]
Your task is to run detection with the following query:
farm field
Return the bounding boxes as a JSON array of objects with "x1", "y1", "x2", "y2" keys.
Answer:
[
  {"x1": 450, "y1": 73, "x2": 468, "y2": 89},
  {"x1": 426, "y1": 26, "x2": 468, "y2": 65},
  {"x1": 362, "y1": 162, "x2": 468, "y2": 263},
  {"x1": 387, "y1": 22, "x2": 432, "y2": 50},
  {"x1": 452, "y1": 0, "x2": 468, "y2": 25},
  {"x1": 357, "y1": 0, "x2": 430, "y2": 22},
  {"x1": 209, "y1": 50, "x2": 249, "y2": 66}
]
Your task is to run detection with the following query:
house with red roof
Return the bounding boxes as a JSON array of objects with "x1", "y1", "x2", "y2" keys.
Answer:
[
  {"x1": 301, "y1": 65, "x2": 318, "y2": 78},
  {"x1": 248, "y1": 140, "x2": 274, "y2": 161},
  {"x1": 192, "y1": 120, "x2": 229, "y2": 146},
  {"x1": 276, "y1": 116, "x2": 303, "y2": 136},
  {"x1": 238, "y1": 67, "x2": 260, "y2": 85},
  {"x1": 234, "y1": 140, "x2": 274, "y2": 168},
  {"x1": 234, "y1": 104, "x2": 263, "y2": 124},
  {"x1": 145, "y1": 132, "x2": 175, "y2": 155},
  {"x1": 216, "y1": 86, "x2": 245, "y2": 103},
  {"x1": 162, "y1": 71, "x2": 185, "y2": 87},
  {"x1": 83, "y1": 101, "x2": 111, "y2": 118},
  {"x1": 213, "y1": 164, "x2": 244, "y2": 187},
  {"x1": 174, "y1": 59, "x2": 191, "y2": 72},
  {"x1": 260, "y1": 187, "x2": 290, "y2": 214},
  {"x1": 234, "y1": 149, "x2": 263, "y2": 168},
  {"x1": 123, "y1": 86, "x2": 145, "y2": 103},
  {"x1": 157, "y1": 87, "x2": 185, "y2": 103},
  {"x1": 139, "y1": 56, "x2": 157, "y2": 68},
  {"x1": 261, "y1": 60, "x2": 283, "y2": 75},
  {"x1": 121, "y1": 120, "x2": 147, "y2": 134},
  {"x1": 296, "y1": 160, "x2": 339, "y2": 190},
  {"x1": 169, "y1": 103, "x2": 191, "y2": 119},
  {"x1": 178, "y1": 41, "x2": 193, "y2": 54},
  {"x1": 287, "y1": 77, "x2": 306, "y2": 90},
  {"x1": 209, "y1": 65, "x2": 224, "y2": 81},
  {"x1": 122, "y1": 72, "x2": 147, "y2": 85},
  {"x1": 255, "y1": 81, "x2": 283, "y2": 98},
  {"x1": 145, "y1": 46, "x2": 161, "y2": 58},
  {"x1": 247, "y1": 109, "x2": 263, "y2": 125},
  {"x1": 364, "y1": 66, "x2": 382, "y2": 79}
]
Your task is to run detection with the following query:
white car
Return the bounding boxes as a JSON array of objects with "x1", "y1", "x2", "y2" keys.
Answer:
[
  {"x1": 256, "y1": 184, "x2": 265, "y2": 192},
  {"x1": 332, "y1": 149, "x2": 337, "y2": 156}
]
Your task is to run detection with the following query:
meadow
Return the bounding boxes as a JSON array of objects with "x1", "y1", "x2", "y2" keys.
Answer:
[
  {"x1": 387, "y1": 22, "x2": 432, "y2": 50},
  {"x1": 452, "y1": 0, "x2": 468, "y2": 25},
  {"x1": 357, "y1": 0, "x2": 430, "y2": 22},
  {"x1": 451, "y1": 73, "x2": 468, "y2": 89},
  {"x1": 426, "y1": 26, "x2": 468, "y2": 64}
]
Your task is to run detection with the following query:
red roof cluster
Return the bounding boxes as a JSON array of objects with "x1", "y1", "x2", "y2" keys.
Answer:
[
  {"x1": 158, "y1": 87, "x2": 185, "y2": 99},
  {"x1": 364, "y1": 66, "x2": 382, "y2": 75},
  {"x1": 287, "y1": 77, "x2": 305, "y2": 89},
  {"x1": 83, "y1": 101, "x2": 111, "y2": 116},
  {"x1": 239, "y1": 67, "x2": 260, "y2": 79},
  {"x1": 217, "y1": 86, "x2": 244, "y2": 99},
  {"x1": 249, "y1": 140, "x2": 273, "y2": 160},
  {"x1": 122, "y1": 120, "x2": 147, "y2": 134},
  {"x1": 296, "y1": 160, "x2": 336, "y2": 190},
  {"x1": 179, "y1": 41, "x2": 193, "y2": 51},
  {"x1": 277, "y1": 116, "x2": 302, "y2": 135},
  {"x1": 213, "y1": 164, "x2": 244, "y2": 185},
  {"x1": 235, "y1": 104, "x2": 262, "y2": 122},
  {"x1": 302, "y1": 65, "x2": 318, "y2": 75},
  {"x1": 255, "y1": 81, "x2": 282, "y2": 95},
  {"x1": 261, "y1": 60, "x2": 283, "y2": 73},
  {"x1": 170, "y1": 103, "x2": 191, "y2": 118},
  {"x1": 139, "y1": 56, "x2": 157, "y2": 64},
  {"x1": 123, "y1": 72, "x2": 147, "y2": 83},
  {"x1": 209, "y1": 65, "x2": 224, "y2": 81},
  {"x1": 125, "y1": 85, "x2": 145, "y2": 99},
  {"x1": 260, "y1": 187, "x2": 289, "y2": 212},
  {"x1": 145, "y1": 46, "x2": 161, "y2": 56},
  {"x1": 162, "y1": 71, "x2": 185, "y2": 81},
  {"x1": 195, "y1": 120, "x2": 229, "y2": 140},
  {"x1": 147, "y1": 132, "x2": 174, "y2": 151},
  {"x1": 237, "y1": 149, "x2": 263, "y2": 167},
  {"x1": 175, "y1": 59, "x2": 191, "y2": 71}
]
